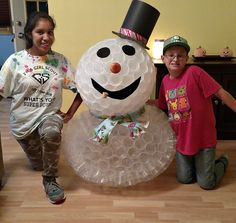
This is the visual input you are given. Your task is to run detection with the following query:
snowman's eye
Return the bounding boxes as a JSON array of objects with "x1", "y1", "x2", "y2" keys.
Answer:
[
  {"x1": 122, "y1": 45, "x2": 135, "y2": 56},
  {"x1": 97, "y1": 47, "x2": 110, "y2": 58}
]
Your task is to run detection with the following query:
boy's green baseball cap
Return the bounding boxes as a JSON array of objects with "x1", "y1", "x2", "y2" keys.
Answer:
[{"x1": 163, "y1": 35, "x2": 190, "y2": 54}]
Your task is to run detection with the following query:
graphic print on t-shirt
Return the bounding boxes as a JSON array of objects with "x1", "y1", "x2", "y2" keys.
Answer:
[
  {"x1": 166, "y1": 85, "x2": 191, "y2": 122},
  {"x1": 32, "y1": 73, "x2": 50, "y2": 84},
  {"x1": 22, "y1": 62, "x2": 61, "y2": 108}
]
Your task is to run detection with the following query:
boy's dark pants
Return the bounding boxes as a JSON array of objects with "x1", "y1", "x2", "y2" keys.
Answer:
[{"x1": 176, "y1": 148, "x2": 225, "y2": 189}]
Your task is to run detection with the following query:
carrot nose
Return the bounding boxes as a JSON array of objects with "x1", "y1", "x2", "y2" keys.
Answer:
[{"x1": 110, "y1": 62, "x2": 121, "y2": 74}]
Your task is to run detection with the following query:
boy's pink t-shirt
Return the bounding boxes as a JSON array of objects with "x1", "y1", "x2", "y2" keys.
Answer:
[{"x1": 158, "y1": 65, "x2": 221, "y2": 155}]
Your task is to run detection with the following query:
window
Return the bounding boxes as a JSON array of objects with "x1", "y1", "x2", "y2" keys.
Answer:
[
  {"x1": 0, "y1": 0, "x2": 48, "y2": 29},
  {"x1": 26, "y1": 0, "x2": 48, "y2": 18}
]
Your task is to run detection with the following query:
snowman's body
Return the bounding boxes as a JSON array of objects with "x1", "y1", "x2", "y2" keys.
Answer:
[{"x1": 62, "y1": 38, "x2": 176, "y2": 187}]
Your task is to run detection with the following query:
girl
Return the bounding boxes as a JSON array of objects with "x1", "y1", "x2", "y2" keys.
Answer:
[{"x1": 0, "y1": 12, "x2": 82, "y2": 204}]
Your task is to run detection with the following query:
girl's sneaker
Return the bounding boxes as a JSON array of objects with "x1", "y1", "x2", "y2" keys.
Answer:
[{"x1": 43, "y1": 176, "x2": 66, "y2": 204}]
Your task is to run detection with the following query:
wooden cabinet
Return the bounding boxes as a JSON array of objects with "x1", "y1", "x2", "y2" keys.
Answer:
[{"x1": 154, "y1": 58, "x2": 236, "y2": 140}]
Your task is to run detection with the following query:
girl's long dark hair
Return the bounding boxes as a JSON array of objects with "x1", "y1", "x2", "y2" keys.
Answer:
[{"x1": 24, "y1": 11, "x2": 56, "y2": 49}]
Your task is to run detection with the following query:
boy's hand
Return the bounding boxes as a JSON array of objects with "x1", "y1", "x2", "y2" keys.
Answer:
[{"x1": 146, "y1": 99, "x2": 157, "y2": 106}]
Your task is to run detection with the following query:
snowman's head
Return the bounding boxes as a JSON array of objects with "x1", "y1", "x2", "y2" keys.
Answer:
[{"x1": 76, "y1": 38, "x2": 156, "y2": 117}]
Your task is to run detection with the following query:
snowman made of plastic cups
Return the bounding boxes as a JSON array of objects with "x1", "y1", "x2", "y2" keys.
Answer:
[{"x1": 62, "y1": 0, "x2": 176, "y2": 187}]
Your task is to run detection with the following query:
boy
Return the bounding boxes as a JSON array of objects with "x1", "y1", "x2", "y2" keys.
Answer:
[{"x1": 151, "y1": 35, "x2": 236, "y2": 189}]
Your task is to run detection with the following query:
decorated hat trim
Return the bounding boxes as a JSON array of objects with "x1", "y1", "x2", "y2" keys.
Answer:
[
  {"x1": 120, "y1": 28, "x2": 148, "y2": 45},
  {"x1": 112, "y1": 0, "x2": 160, "y2": 50}
]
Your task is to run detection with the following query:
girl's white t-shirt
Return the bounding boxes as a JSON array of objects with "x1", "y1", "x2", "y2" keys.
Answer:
[{"x1": 0, "y1": 50, "x2": 77, "y2": 139}]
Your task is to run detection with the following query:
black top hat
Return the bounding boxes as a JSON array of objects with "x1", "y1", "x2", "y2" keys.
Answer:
[{"x1": 112, "y1": 0, "x2": 160, "y2": 49}]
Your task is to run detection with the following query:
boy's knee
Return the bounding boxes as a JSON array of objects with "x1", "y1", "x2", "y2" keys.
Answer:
[
  {"x1": 176, "y1": 174, "x2": 196, "y2": 184},
  {"x1": 198, "y1": 181, "x2": 215, "y2": 190},
  {"x1": 197, "y1": 176, "x2": 216, "y2": 190}
]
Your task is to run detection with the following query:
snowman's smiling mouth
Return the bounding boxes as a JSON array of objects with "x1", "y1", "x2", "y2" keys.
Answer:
[{"x1": 91, "y1": 77, "x2": 141, "y2": 100}]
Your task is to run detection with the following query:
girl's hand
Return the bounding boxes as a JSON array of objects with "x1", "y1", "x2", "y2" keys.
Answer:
[
  {"x1": 56, "y1": 110, "x2": 73, "y2": 123},
  {"x1": 63, "y1": 113, "x2": 73, "y2": 123},
  {"x1": 56, "y1": 110, "x2": 69, "y2": 123}
]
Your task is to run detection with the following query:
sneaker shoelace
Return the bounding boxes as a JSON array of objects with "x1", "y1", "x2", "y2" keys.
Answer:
[{"x1": 45, "y1": 181, "x2": 63, "y2": 194}]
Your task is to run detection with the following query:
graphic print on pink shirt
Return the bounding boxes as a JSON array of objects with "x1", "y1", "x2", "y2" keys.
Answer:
[{"x1": 166, "y1": 85, "x2": 191, "y2": 123}]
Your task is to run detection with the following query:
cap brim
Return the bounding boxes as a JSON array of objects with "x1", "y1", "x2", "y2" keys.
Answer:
[{"x1": 163, "y1": 42, "x2": 190, "y2": 54}]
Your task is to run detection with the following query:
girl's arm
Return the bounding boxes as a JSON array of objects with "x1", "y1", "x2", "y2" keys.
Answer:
[{"x1": 62, "y1": 93, "x2": 83, "y2": 123}]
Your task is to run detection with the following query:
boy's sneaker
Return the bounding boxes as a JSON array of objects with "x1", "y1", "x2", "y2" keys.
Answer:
[
  {"x1": 43, "y1": 176, "x2": 66, "y2": 204},
  {"x1": 216, "y1": 154, "x2": 229, "y2": 172}
]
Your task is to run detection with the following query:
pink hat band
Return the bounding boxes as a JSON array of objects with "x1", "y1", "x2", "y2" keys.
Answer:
[{"x1": 120, "y1": 28, "x2": 148, "y2": 45}]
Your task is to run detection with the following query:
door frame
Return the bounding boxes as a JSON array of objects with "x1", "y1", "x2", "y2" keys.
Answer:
[{"x1": 10, "y1": 0, "x2": 26, "y2": 52}]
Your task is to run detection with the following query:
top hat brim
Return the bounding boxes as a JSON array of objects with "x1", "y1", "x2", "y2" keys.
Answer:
[{"x1": 112, "y1": 31, "x2": 149, "y2": 50}]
